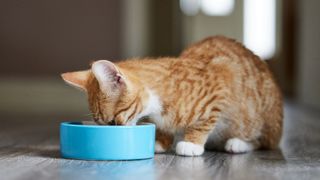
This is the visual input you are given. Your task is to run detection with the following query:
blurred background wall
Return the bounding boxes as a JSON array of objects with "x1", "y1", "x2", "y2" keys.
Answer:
[
  {"x1": 0, "y1": 0, "x2": 319, "y2": 119},
  {"x1": 0, "y1": 0, "x2": 122, "y2": 76},
  {"x1": 296, "y1": 0, "x2": 320, "y2": 108}
]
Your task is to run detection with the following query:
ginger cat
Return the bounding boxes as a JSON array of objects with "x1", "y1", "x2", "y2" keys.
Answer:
[{"x1": 62, "y1": 36, "x2": 283, "y2": 156}]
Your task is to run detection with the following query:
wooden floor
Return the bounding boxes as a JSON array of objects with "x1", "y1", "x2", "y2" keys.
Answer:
[{"x1": 1, "y1": 79, "x2": 320, "y2": 180}]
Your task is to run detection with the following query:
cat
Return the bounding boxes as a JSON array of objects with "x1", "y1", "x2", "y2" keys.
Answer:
[{"x1": 61, "y1": 36, "x2": 283, "y2": 156}]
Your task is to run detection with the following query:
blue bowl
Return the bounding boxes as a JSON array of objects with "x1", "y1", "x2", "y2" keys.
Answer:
[{"x1": 60, "y1": 122, "x2": 156, "y2": 160}]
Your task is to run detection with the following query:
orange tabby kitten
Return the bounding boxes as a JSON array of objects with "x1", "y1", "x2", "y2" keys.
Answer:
[{"x1": 62, "y1": 36, "x2": 283, "y2": 156}]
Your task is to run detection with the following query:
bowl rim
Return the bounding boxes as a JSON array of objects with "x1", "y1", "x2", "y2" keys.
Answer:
[{"x1": 61, "y1": 121, "x2": 155, "y2": 129}]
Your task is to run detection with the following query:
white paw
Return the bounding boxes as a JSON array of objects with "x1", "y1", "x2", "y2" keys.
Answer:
[
  {"x1": 155, "y1": 141, "x2": 166, "y2": 153},
  {"x1": 225, "y1": 138, "x2": 254, "y2": 153},
  {"x1": 176, "y1": 141, "x2": 204, "y2": 156}
]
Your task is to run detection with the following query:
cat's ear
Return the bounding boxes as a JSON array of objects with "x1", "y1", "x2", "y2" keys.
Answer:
[
  {"x1": 61, "y1": 70, "x2": 89, "y2": 91},
  {"x1": 91, "y1": 60, "x2": 126, "y2": 93}
]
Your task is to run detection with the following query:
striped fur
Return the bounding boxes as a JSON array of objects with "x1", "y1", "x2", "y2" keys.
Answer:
[{"x1": 62, "y1": 36, "x2": 283, "y2": 156}]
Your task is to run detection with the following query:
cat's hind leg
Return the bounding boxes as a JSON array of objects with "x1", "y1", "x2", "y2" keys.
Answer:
[{"x1": 224, "y1": 138, "x2": 259, "y2": 153}]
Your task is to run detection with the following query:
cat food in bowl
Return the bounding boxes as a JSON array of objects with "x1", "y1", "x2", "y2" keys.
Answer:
[{"x1": 60, "y1": 122, "x2": 156, "y2": 160}]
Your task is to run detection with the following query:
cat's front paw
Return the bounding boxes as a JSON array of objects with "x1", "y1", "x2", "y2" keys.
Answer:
[
  {"x1": 176, "y1": 141, "x2": 204, "y2": 156},
  {"x1": 155, "y1": 141, "x2": 166, "y2": 153}
]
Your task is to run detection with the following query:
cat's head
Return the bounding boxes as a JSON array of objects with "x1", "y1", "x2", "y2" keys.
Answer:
[{"x1": 61, "y1": 60, "x2": 147, "y2": 125}]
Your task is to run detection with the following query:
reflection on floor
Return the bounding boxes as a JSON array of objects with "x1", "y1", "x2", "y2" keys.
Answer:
[{"x1": 0, "y1": 79, "x2": 320, "y2": 180}]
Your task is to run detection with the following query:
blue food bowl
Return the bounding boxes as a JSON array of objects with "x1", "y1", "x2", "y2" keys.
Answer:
[{"x1": 60, "y1": 122, "x2": 156, "y2": 160}]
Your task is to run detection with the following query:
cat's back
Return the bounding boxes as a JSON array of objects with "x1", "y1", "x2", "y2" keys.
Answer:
[
  {"x1": 180, "y1": 36, "x2": 270, "y2": 73},
  {"x1": 180, "y1": 36, "x2": 278, "y2": 94},
  {"x1": 180, "y1": 36, "x2": 253, "y2": 60}
]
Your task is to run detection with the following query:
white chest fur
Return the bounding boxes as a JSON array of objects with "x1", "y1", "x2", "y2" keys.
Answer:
[{"x1": 128, "y1": 89, "x2": 163, "y2": 126}]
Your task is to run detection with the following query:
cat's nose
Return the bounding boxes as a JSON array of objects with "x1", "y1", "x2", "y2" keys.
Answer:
[
  {"x1": 93, "y1": 117, "x2": 105, "y2": 125},
  {"x1": 93, "y1": 117, "x2": 99, "y2": 122},
  {"x1": 108, "y1": 120, "x2": 116, "y2": 125}
]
